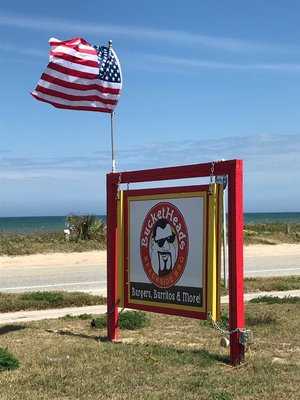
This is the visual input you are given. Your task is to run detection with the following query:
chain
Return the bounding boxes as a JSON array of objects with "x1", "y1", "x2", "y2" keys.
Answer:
[
  {"x1": 208, "y1": 312, "x2": 232, "y2": 337},
  {"x1": 207, "y1": 313, "x2": 252, "y2": 345},
  {"x1": 210, "y1": 161, "x2": 215, "y2": 185},
  {"x1": 116, "y1": 172, "x2": 122, "y2": 200},
  {"x1": 208, "y1": 161, "x2": 215, "y2": 195}
]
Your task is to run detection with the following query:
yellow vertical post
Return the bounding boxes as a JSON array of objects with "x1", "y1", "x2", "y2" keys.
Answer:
[{"x1": 207, "y1": 184, "x2": 222, "y2": 321}]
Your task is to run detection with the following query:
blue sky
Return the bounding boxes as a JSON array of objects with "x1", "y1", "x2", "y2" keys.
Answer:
[{"x1": 1, "y1": 1, "x2": 300, "y2": 216}]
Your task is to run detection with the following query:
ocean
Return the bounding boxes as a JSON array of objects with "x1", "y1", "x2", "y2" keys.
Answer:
[
  {"x1": 0, "y1": 216, "x2": 106, "y2": 234},
  {"x1": 0, "y1": 213, "x2": 300, "y2": 233}
]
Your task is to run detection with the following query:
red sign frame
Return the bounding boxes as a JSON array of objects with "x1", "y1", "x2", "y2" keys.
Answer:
[{"x1": 106, "y1": 160, "x2": 244, "y2": 365}]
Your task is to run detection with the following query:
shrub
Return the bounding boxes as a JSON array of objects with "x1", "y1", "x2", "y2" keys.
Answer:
[
  {"x1": 0, "y1": 347, "x2": 20, "y2": 371},
  {"x1": 91, "y1": 311, "x2": 150, "y2": 330},
  {"x1": 65, "y1": 214, "x2": 106, "y2": 241}
]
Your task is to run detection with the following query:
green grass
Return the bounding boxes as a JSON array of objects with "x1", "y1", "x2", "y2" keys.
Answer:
[
  {"x1": 249, "y1": 295, "x2": 300, "y2": 304},
  {"x1": 0, "y1": 302, "x2": 299, "y2": 399},
  {"x1": 0, "y1": 347, "x2": 20, "y2": 371},
  {"x1": 91, "y1": 311, "x2": 150, "y2": 330},
  {"x1": 0, "y1": 291, "x2": 106, "y2": 313}
]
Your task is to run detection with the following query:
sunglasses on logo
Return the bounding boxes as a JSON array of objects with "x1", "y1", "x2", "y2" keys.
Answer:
[{"x1": 155, "y1": 234, "x2": 176, "y2": 248}]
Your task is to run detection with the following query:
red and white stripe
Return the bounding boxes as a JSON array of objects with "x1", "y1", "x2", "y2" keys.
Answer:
[{"x1": 31, "y1": 37, "x2": 121, "y2": 113}]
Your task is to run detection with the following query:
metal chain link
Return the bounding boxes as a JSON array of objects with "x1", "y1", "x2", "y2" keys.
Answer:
[
  {"x1": 210, "y1": 161, "x2": 215, "y2": 185},
  {"x1": 207, "y1": 312, "x2": 252, "y2": 342},
  {"x1": 116, "y1": 172, "x2": 122, "y2": 200}
]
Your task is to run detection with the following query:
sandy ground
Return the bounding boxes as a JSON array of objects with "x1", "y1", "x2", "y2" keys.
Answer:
[
  {"x1": 1, "y1": 244, "x2": 300, "y2": 268},
  {"x1": 0, "y1": 250, "x2": 107, "y2": 268},
  {"x1": 244, "y1": 243, "x2": 300, "y2": 257}
]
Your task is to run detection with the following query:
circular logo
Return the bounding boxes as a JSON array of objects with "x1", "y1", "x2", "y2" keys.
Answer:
[{"x1": 140, "y1": 202, "x2": 189, "y2": 288}]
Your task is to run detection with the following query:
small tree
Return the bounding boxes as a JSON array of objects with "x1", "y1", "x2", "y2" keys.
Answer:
[{"x1": 66, "y1": 215, "x2": 106, "y2": 241}]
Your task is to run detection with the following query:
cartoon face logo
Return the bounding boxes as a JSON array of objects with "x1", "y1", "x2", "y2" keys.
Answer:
[
  {"x1": 151, "y1": 218, "x2": 178, "y2": 276},
  {"x1": 140, "y1": 202, "x2": 189, "y2": 288}
]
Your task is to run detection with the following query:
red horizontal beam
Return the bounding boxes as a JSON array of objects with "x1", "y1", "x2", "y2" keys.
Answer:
[{"x1": 109, "y1": 159, "x2": 240, "y2": 184}]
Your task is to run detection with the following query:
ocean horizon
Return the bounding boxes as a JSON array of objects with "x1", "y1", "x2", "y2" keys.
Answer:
[{"x1": 0, "y1": 212, "x2": 300, "y2": 233}]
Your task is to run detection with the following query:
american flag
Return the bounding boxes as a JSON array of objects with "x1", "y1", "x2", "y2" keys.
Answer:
[{"x1": 31, "y1": 37, "x2": 122, "y2": 113}]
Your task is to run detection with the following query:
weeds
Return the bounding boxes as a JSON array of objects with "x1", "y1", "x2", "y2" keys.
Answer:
[
  {"x1": 244, "y1": 276, "x2": 300, "y2": 292},
  {"x1": 246, "y1": 311, "x2": 277, "y2": 326},
  {"x1": 62, "y1": 314, "x2": 93, "y2": 321},
  {"x1": 250, "y1": 296, "x2": 300, "y2": 304},
  {"x1": 0, "y1": 347, "x2": 20, "y2": 371},
  {"x1": 91, "y1": 311, "x2": 150, "y2": 330},
  {"x1": 0, "y1": 231, "x2": 105, "y2": 256},
  {"x1": 244, "y1": 222, "x2": 300, "y2": 245}
]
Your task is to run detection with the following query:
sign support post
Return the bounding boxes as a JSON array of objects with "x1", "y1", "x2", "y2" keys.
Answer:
[
  {"x1": 228, "y1": 160, "x2": 245, "y2": 365},
  {"x1": 107, "y1": 173, "x2": 120, "y2": 341}
]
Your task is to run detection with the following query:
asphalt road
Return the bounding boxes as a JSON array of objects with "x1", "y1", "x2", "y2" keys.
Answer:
[
  {"x1": 0, "y1": 262, "x2": 107, "y2": 295},
  {"x1": 1, "y1": 252, "x2": 300, "y2": 294}
]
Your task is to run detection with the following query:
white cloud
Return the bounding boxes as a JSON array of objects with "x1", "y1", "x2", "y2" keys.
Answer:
[
  {"x1": 145, "y1": 54, "x2": 300, "y2": 72},
  {"x1": 0, "y1": 12, "x2": 296, "y2": 53},
  {"x1": 1, "y1": 133, "x2": 299, "y2": 211},
  {"x1": 0, "y1": 43, "x2": 45, "y2": 57}
]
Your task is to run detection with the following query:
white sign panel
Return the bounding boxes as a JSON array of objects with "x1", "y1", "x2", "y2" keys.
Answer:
[{"x1": 125, "y1": 189, "x2": 208, "y2": 312}]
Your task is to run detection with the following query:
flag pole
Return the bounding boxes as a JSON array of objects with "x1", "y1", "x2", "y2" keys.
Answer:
[
  {"x1": 108, "y1": 39, "x2": 116, "y2": 172},
  {"x1": 110, "y1": 111, "x2": 116, "y2": 172}
]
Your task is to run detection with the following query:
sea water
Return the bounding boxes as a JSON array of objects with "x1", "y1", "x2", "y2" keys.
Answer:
[{"x1": 0, "y1": 213, "x2": 300, "y2": 233}]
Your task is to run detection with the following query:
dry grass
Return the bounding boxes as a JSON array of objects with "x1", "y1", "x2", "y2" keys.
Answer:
[
  {"x1": 244, "y1": 276, "x2": 300, "y2": 293},
  {"x1": 0, "y1": 302, "x2": 299, "y2": 400},
  {"x1": 218, "y1": 275, "x2": 300, "y2": 296},
  {"x1": 0, "y1": 232, "x2": 105, "y2": 256},
  {"x1": 244, "y1": 223, "x2": 300, "y2": 245}
]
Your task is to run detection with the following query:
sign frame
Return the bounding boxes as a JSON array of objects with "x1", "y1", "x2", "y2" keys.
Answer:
[
  {"x1": 120, "y1": 184, "x2": 221, "y2": 320},
  {"x1": 106, "y1": 159, "x2": 244, "y2": 366}
]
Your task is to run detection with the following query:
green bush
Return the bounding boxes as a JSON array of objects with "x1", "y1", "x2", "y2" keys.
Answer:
[
  {"x1": 91, "y1": 311, "x2": 150, "y2": 330},
  {"x1": 65, "y1": 215, "x2": 106, "y2": 241},
  {"x1": 0, "y1": 348, "x2": 20, "y2": 371},
  {"x1": 20, "y1": 291, "x2": 64, "y2": 304}
]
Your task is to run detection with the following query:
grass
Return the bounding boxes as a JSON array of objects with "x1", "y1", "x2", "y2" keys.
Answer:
[
  {"x1": 218, "y1": 275, "x2": 300, "y2": 296},
  {"x1": 0, "y1": 232, "x2": 105, "y2": 256},
  {"x1": 0, "y1": 301, "x2": 299, "y2": 399},
  {"x1": 0, "y1": 348, "x2": 20, "y2": 371},
  {"x1": 243, "y1": 276, "x2": 300, "y2": 293},
  {"x1": 244, "y1": 222, "x2": 300, "y2": 245},
  {"x1": 90, "y1": 311, "x2": 150, "y2": 330},
  {"x1": 249, "y1": 295, "x2": 300, "y2": 304},
  {"x1": 0, "y1": 291, "x2": 106, "y2": 313}
]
